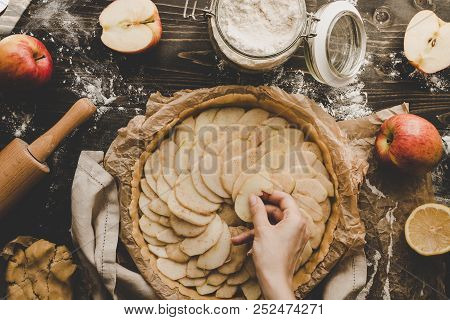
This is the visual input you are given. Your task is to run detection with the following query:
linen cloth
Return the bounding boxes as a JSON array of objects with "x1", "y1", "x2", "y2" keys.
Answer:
[{"x1": 71, "y1": 151, "x2": 366, "y2": 300}]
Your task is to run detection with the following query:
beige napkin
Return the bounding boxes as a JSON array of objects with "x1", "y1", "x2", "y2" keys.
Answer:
[
  {"x1": 0, "y1": 0, "x2": 31, "y2": 35},
  {"x1": 71, "y1": 150, "x2": 367, "y2": 300},
  {"x1": 71, "y1": 151, "x2": 156, "y2": 299}
]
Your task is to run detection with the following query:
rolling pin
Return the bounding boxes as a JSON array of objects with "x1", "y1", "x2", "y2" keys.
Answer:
[{"x1": 0, "y1": 98, "x2": 96, "y2": 218}]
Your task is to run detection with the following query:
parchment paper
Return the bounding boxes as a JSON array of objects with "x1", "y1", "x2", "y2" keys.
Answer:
[{"x1": 104, "y1": 86, "x2": 446, "y2": 299}]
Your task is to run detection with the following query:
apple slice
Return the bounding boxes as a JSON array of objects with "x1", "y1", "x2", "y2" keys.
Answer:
[
  {"x1": 218, "y1": 227, "x2": 250, "y2": 274},
  {"x1": 175, "y1": 174, "x2": 221, "y2": 214},
  {"x1": 301, "y1": 142, "x2": 323, "y2": 162},
  {"x1": 207, "y1": 272, "x2": 228, "y2": 286},
  {"x1": 180, "y1": 215, "x2": 223, "y2": 256},
  {"x1": 139, "y1": 218, "x2": 167, "y2": 237},
  {"x1": 166, "y1": 243, "x2": 190, "y2": 263},
  {"x1": 149, "y1": 198, "x2": 171, "y2": 217},
  {"x1": 292, "y1": 194, "x2": 323, "y2": 222},
  {"x1": 238, "y1": 108, "x2": 270, "y2": 126},
  {"x1": 156, "y1": 174, "x2": 171, "y2": 203},
  {"x1": 218, "y1": 204, "x2": 241, "y2": 227},
  {"x1": 156, "y1": 228, "x2": 182, "y2": 244},
  {"x1": 148, "y1": 244, "x2": 168, "y2": 258},
  {"x1": 234, "y1": 173, "x2": 274, "y2": 223},
  {"x1": 187, "y1": 258, "x2": 210, "y2": 278},
  {"x1": 404, "y1": 10, "x2": 450, "y2": 73},
  {"x1": 99, "y1": 0, "x2": 162, "y2": 54},
  {"x1": 197, "y1": 222, "x2": 231, "y2": 270},
  {"x1": 179, "y1": 277, "x2": 206, "y2": 287},
  {"x1": 191, "y1": 162, "x2": 223, "y2": 204},
  {"x1": 169, "y1": 214, "x2": 207, "y2": 237},
  {"x1": 156, "y1": 258, "x2": 186, "y2": 281},
  {"x1": 227, "y1": 268, "x2": 250, "y2": 285},
  {"x1": 213, "y1": 108, "x2": 245, "y2": 125},
  {"x1": 295, "y1": 241, "x2": 313, "y2": 271},
  {"x1": 195, "y1": 109, "x2": 219, "y2": 133},
  {"x1": 241, "y1": 280, "x2": 262, "y2": 300},
  {"x1": 167, "y1": 192, "x2": 215, "y2": 226},
  {"x1": 174, "y1": 116, "x2": 195, "y2": 147},
  {"x1": 196, "y1": 283, "x2": 220, "y2": 295},
  {"x1": 216, "y1": 284, "x2": 238, "y2": 299},
  {"x1": 200, "y1": 153, "x2": 230, "y2": 198},
  {"x1": 143, "y1": 234, "x2": 165, "y2": 246},
  {"x1": 262, "y1": 117, "x2": 289, "y2": 130},
  {"x1": 294, "y1": 178, "x2": 328, "y2": 203}
]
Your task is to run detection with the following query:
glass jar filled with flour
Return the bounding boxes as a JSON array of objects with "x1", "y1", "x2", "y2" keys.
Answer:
[{"x1": 190, "y1": 0, "x2": 366, "y2": 87}]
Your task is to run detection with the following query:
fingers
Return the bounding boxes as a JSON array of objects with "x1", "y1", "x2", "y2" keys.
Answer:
[
  {"x1": 231, "y1": 229, "x2": 254, "y2": 245},
  {"x1": 231, "y1": 204, "x2": 284, "y2": 245},
  {"x1": 265, "y1": 204, "x2": 284, "y2": 223},
  {"x1": 249, "y1": 195, "x2": 270, "y2": 228},
  {"x1": 262, "y1": 190, "x2": 298, "y2": 213}
]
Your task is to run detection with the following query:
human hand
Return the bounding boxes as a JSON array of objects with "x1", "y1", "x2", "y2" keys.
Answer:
[{"x1": 232, "y1": 191, "x2": 310, "y2": 300}]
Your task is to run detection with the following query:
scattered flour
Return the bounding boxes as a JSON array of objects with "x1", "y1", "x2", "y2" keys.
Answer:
[
  {"x1": 382, "y1": 202, "x2": 398, "y2": 300},
  {"x1": 0, "y1": 109, "x2": 34, "y2": 138},
  {"x1": 217, "y1": 0, "x2": 302, "y2": 56},
  {"x1": 265, "y1": 66, "x2": 372, "y2": 120},
  {"x1": 356, "y1": 249, "x2": 381, "y2": 300},
  {"x1": 365, "y1": 178, "x2": 386, "y2": 199}
]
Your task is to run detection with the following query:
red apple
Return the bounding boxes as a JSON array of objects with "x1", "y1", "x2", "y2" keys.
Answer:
[
  {"x1": 0, "y1": 34, "x2": 53, "y2": 89},
  {"x1": 375, "y1": 114, "x2": 443, "y2": 174}
]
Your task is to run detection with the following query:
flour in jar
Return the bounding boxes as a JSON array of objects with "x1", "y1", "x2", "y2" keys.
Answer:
[{"x1": 217, "y1": 0, "x2": 302, "y2": 57}]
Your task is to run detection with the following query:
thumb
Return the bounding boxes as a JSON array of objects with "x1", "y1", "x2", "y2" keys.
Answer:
[{"x1": 249, "y1": 195, "x2": 269, "y2": 228}]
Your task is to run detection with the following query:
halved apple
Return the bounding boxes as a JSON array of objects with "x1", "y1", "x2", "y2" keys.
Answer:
[
  {"x1": 99, "y1": 0, "x2": 162, "y2": 54},
  {"x1": 404, "y1": 10, "x2": 450, "y2": 73}
]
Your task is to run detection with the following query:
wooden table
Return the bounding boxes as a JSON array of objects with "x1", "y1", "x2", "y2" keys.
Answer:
[{"x1": 0, "y1": 0, "x2": 449, "y2": 299}]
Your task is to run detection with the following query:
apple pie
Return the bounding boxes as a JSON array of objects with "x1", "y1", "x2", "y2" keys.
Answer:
[{"x1": 129, "y1": 106, "x2": 339, "y2": 299}]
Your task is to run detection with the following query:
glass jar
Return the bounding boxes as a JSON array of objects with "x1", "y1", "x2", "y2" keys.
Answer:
[{"x1": 207, "y1": 0, "x2": 367, "y2": 87}]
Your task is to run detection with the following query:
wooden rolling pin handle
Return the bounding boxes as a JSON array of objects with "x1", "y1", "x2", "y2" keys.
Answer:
[{"x1": 28, "y1": 98, "x2": 96, "y2": 163}]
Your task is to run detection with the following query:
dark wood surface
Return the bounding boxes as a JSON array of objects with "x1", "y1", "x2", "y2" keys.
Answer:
[{"x1": 0, "y1": 0, "x2": 449, "y2": 299}]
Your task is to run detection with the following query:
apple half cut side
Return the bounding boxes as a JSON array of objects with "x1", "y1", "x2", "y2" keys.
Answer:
[
  {"x1": 99, "y1": 0, "x2": 162, "y2": 54},
  {"x1": 404, "y1": 10, "x2": 450, "y2": 74}
]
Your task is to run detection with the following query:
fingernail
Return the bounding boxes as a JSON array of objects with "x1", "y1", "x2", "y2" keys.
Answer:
[{"x1": 249, "y1": 195, "x2": 258, "y2": 206}]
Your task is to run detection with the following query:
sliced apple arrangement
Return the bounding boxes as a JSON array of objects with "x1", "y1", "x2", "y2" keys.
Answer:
[
  {"x1": 99, "y1": 0, "x2": 162, "y2": 54},
  {"x1": 136, "y1": 107, "x2": 335, "y2": 299},
  {"x1": 404, "y1": 10, "x2": 450, "y2": 73}
]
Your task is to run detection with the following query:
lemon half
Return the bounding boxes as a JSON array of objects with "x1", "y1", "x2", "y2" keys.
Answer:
[{"x1": 405, "y1": 203, "x2": 450, "y2": 256}]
